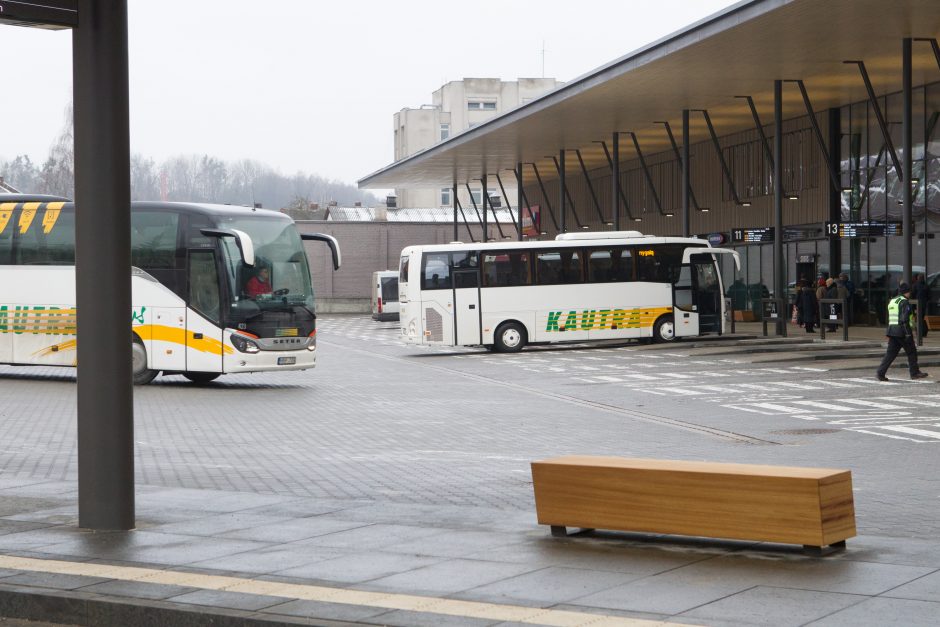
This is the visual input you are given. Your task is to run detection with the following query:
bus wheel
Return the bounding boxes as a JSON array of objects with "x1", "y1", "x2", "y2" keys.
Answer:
[
  {"x1": 132, "y1": 339, "x2": 158, "y2": 385},
  {"x1": 494, "y1": 322, "x2": 527, "y2": 353},
  {"x1": 653, "y1": 315, "x2": 676, "y2": 343},
  {"x1": 183, "y1": 372, "x2": 221, "y2": 384}
]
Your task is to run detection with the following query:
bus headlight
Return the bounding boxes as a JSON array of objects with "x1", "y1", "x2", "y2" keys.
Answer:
[
  {"x1": 409, "y1": 321, "x2": 417, "y2": 337},
  {"x1": 231, "y1": 334, "x2": 261, "y2": 353}
]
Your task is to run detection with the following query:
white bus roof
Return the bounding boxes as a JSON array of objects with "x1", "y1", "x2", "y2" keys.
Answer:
[{"x1": 401, "y1": 235, "x2": 710, "y2": 255}]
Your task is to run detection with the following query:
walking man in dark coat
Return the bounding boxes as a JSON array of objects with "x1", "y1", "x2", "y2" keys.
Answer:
[{"x1": 876, "y1": 282, "x2": 929, "y2": 381}]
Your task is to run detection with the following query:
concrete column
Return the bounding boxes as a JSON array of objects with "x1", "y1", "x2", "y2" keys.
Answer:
[{"x1": 73, "y1": 0, "x2": 135, "y2": 530}]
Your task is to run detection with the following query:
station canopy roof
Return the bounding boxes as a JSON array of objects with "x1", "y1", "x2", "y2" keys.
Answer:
[{"x1": 359, "y1": 0, "x2": 940, "y2": 190}]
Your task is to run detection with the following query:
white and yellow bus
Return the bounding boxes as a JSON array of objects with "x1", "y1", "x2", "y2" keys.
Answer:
[
  {"x1": 398, "y1": 231, "x2": 739, "y2": 352},
  {"x1": 0, "y1": 198, "x2": 340, "y2": 384}
]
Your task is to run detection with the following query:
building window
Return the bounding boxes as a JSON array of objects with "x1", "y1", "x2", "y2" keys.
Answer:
[
  {"x1": 439, "y1": 124, "x2": 450, "y2": 141},
  {"x1": 471, "y1": 188, "x2": 482, "y2": 206},
  {"x1": 467, "y1": 100, "x2": 497, "y2": 111},
  {"x1": 441, "y1": 188, "x2": 451, "y2": 206}
]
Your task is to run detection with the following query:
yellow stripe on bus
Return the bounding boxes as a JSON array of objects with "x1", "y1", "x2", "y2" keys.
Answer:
[
  {"x1": 42, "y1": 205, "x2": 63, "y2": 233},
  {"x1": 33, "y1": 339, "x2": 77, "y2": 357},
  {"x1": 19, "y1": 202, "x2": 40, "y2": 233},
  {"x1": 0, "y1": 204, "x2": 14, "y2": 233},
  {"x1": 138, "y1": 324, "x2": 234, "y2": 356}
]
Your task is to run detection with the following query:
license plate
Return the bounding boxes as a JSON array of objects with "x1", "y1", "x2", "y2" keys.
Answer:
[{"x1": 277, "y1": 356, "x2": 296, "y2": 365}]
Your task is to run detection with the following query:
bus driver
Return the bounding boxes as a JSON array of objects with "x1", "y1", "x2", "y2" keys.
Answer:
[{"x1": 246, "y1": 266, "x2": 273, "y2": 298}]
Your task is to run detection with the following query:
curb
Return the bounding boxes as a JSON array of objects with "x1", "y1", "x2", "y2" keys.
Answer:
[{"x1": 0, "y1": 585, "x2": 372, "y2": 627}]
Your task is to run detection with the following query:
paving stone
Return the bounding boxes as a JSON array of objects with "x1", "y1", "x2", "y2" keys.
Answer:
[
  {"x1": 362, "y1": 558, "x2": 537, "y2": 596},
  {"x1": 807, "y1": 596, "x2": 940, "y2": 626},
  {"x1": 188, "y1": 543, "x2": 346, "y2": 575},
  {"x1": 74, "y1": 579, "x2": 199, "y2": 600},
  {"x1": 165, "y1": 588, "x2": 287, "y2": 612},
  {"x1": 274, "y1": 551, "x2": 443, "y2": 584},
  {"x1": 882, "y1": 569, "x2": 940, "y2": 602},
  {"x1": 677, "y1": 585, "x2": 867, "y2": 626},
  {"x1": 260, "y1": 598, "x2": 389, "y2": 623},
  {"x1": 453, "y1": 565, "x2": 641, "y2": 605}
]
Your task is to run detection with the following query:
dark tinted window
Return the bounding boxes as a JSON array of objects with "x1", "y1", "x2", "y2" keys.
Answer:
[
  {"x1": 536, "y1": 249, "x2": 582, "y2": 285},
  {"x1": 131, "y1": 211, "x2": 179, "y2": 269},
  {"x1": 16, "y1": 205, "x2": 75, "y2": 265},
  {"x1": 422, "y1": 252, "x2": 451, "y2": 290},
  {"x1": 0, "y1": 204, "x2": 12, "y2": 264},
  {"x1": 587, "y1": 248, "x2": 633, "y2": 282},
  {"x1": 483, "y1": 251, "x2": 530, "y2": 287},
  {"x1": 452, "y1": 251, "x2": 479, "y2": 289},
  {"x1": 635, "y1": 244, "x2": 695, "y2": 283},
  {"x1": 381, "y1": 277, "x2": 399, "y2": 302}
]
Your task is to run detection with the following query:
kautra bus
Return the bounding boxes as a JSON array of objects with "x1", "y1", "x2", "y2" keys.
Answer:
[
  {"x1": 0, "y1": 198, "x2": 340, "y2": 383},
  {"x1": 398, "y1": 231, "x2": 739, "y2": 352}
]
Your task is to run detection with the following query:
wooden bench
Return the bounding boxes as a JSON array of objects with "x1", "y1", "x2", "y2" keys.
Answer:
[{"x1": 531, "y1": 456, "x2": 856, "y2": 554}]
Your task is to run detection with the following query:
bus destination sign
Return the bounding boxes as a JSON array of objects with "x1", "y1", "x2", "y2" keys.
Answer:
[
  {"x1": 825, "y1": 221, "x2": 903, "y2": 238},
  {"x1": 731, "y1": 227, "x2": 774, "y2": 244},
  {"x1": 0, "y1": 0, "x2": 77, "y2": 29}
]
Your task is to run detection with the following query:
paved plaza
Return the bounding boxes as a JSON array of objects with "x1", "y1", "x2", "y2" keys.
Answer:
[{"x1": 0, "y1": 315, "x2": 939, "y2": 626}]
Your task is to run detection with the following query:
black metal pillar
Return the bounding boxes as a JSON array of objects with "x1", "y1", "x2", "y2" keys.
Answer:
[
  {"x1": 516, "y1": 164, "x2": 524, "y2": 240},
  {"x1": 828, "y1": 108, "x2": 842, "y2": 277},
  {"x1": 774, "y1": 80, "x2": 785, "y2": 336},
  {"x1": 453, "y1": 181, "x2": 458, "y2": 241},
  {"x1": 903, "y1": 37, "x2": 913, "y2": 285},
  {"x1": 481, "y1": 172, "x2": 488, "y2": 242},
  {"x1": 559, "y1": 150, "x2": 567, "y2": 232},
  {"x1": 73, "y1": 0, "x2": 134, "y2": 530},
  {"x1": 682, "y1": 109, "x2": 690, "y2": 237},
  {"x1": 612, "y1": 133, "x2": 620, "y2": 230}
]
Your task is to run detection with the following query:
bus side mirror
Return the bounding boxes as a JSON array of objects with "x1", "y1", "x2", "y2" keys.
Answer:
[
  {"x1": 301, "y1": 233, "x2": 341, "y2": 271},
  {"x1": 200, "y1": 228, "x2": 256, "y2": 267}
]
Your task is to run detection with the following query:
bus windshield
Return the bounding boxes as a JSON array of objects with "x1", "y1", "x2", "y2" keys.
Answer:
[{"x1": 217, "y1": 216, "x2": 315, "y2": 312}]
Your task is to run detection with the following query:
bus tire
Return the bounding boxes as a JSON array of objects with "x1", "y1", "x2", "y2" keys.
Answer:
[
  {"x1": 653, "y1": 315, "x2": 676, "y2": 343},
  {"x1": 183, "y1": 372, "x2": 221, "y2": 384},
  {"x1": 494, "y1": 321, "x2": 527, "y2": 353},
  {"x1": 132, "y1": 337, "x2": 159, "y2": 385}
]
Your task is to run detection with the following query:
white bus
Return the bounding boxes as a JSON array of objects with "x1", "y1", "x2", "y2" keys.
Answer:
[
  {"x1": 398, "y1": 231, "x2": 739, "y2": 352},
  {"x1": 0, "y1": 198, "x2": 340, "y2": 384}
]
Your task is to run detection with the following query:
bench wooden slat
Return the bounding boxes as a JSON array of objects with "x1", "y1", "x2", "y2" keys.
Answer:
[{"x1": 531, "y1": 456, "x2": 856, "y2": 548}]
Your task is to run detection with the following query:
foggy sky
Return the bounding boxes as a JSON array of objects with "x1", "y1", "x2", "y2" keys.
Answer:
[{"x1": 0, "y1": 0, "x2": 739, "y2": 190}]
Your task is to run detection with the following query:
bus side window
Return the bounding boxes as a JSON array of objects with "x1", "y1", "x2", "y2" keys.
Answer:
[
  {"x1": 612, "y1": 248, "x2": 634, "y2": 281},
  {"x1": 422, "y1": 252, "x2": 451, "y2": 290},
  {"x1": 482, "y1": 251, "x2": 529, "y2": 287},
  {"x1": 588, "y1": 249, "x2": 616, "y2": 282}
]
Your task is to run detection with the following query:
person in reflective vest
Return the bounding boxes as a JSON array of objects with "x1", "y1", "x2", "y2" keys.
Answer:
[{"x1": 876, "y1": 282, "x2": 928, "y2": 381}]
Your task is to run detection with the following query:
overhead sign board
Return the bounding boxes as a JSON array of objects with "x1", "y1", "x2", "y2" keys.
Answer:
[
  {"x1": 730, "y1": 227, "x2": 774, "y2": 244},
  {"x1": 825, "y1": 221, "x2": 903, "y2": 238},
  {"x1": 0, "y1": 0, "x2": 77, "y2": 29}
]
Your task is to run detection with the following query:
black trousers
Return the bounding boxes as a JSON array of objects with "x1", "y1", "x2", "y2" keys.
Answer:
[{"x1": 877, "y1": 335, "x2": 920, "y2": 377}]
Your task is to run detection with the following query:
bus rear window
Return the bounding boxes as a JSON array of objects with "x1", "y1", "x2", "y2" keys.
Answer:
[
  {"x1": 399, "y1": 255, "x2": 410, "y2": 283},
  {"x1": 381, "y1": 277, "x2": 399, "y2": 302}
]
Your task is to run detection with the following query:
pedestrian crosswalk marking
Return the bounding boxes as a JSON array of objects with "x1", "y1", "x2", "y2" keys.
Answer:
[
  {"x1": 841, "y1": 399, "x2": 904, "y2": 410},
  {"x1": 792, "y1": 400, "x2": 854, "y2": 412}
]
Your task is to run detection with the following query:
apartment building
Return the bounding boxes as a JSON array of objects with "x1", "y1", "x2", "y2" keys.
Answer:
[{"x1": 392, "y1": 77, "x2": 561, "y2": 209}]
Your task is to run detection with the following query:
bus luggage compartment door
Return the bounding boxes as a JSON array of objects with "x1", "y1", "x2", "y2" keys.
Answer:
[{"x1": 453, "y1": 269, "x2": 481, "y2": 345}]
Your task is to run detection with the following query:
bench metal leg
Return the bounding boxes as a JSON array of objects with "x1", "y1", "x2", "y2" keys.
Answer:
[
  {"x1": 550, "y1": 526, "x2": 595, "y2": 537},
  {"x1": 803, "y1": 540, "x2": 847, "y2": 556}
]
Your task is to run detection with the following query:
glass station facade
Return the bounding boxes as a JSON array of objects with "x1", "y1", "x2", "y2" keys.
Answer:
[{"x1": 716, "y1": 80, "x2": 940, "y2": 323}]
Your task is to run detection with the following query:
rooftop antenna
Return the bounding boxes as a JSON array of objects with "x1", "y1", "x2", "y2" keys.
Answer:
[{"x1": 541, "y1": 40, "x2": 546, "y2": 78}]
